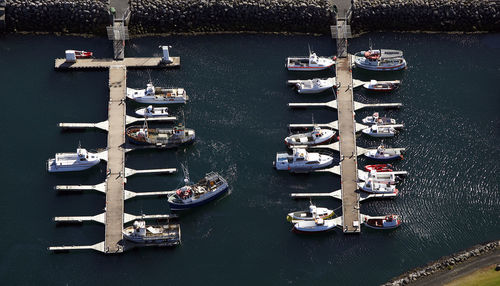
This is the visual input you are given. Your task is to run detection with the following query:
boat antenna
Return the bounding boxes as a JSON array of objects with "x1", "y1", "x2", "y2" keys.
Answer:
[
  {"x1": 180, "y1": 163, "x2": 190, "y2": 185},
  {"x1": 78, "y1": 140, "x2": 81, "y2": 149},
  {"x1": 308, "y1": 44, "x2": 312, "y2": 55},
  {"x1": 369, "y1": 38, "x2": 373, "y2": 50},
  {"x1": 311, "y1": 113, "x2": 315, "y2": 125},
  {"x1": 147, "y1": 70, "x2": 152, "y2": 85}
]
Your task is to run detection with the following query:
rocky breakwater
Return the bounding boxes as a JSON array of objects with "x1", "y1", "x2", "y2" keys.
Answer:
[
  {"x1": 382, "y1": 240, "x2": 500, "y2": 286},
  {"x1": 5, "y1": 0, "x2": 110, "y2": 34},
  {"x1": 352, "y1": 0, "x2": 500, "y2": 32},
  {"x1": 129, "y1": 0, "x2": 333, "y2": 34}
]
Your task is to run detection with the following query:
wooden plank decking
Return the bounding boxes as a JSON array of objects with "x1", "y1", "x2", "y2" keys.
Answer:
[{"x1": 55, "y1": 57, "x2": 180, "y2": 70}]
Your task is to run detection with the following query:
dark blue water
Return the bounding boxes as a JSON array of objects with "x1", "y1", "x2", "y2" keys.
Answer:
[{"x1": 0, "y1": 32, "x2": 498, "y2": 285}]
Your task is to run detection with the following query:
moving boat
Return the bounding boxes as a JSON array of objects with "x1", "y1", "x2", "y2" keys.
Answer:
[
  {"x1": 274, "y1": 148, "x2": 333, "y2": 173},
  {"x1": 364, "y1": 214, "x2": 401, "y2": 230},
  {"x1": 286, "y1": 48, "x2": 336, "y2": 71},
  {"x1": 123, "y1": 220, "x2": 181, "y2": 245},
  {"x1": 365, "y1": 145, "x2": 404, "y2": 161},
  {"x1": 358, "y1": 179, "x2": 398, "y2": 194},
  {"x1": 294, "y1": 77, "x2": 336, "y2": 94},
  {"x1": 126, "y1": 121, "x2": 195, "y2": 147},
  {"x1": 354, "y1": 49, "x2": 407, "y2": 71},
  {"x1": 127, "y1": 83, "x2": 188, "y2": 104},
  {"x1": 167, "y1": 171, "x2": 229, "y2": 210},
  {"x1": 293, "y1": 218, "x2": 338, "y2": 233},
  {"x1": 47, "y1": 144, "x2": 101, "y2": 172},
  {"x1": 284, "y1": 125, "x2": 336, "y2": 146},
  {"x1": 364, "y1": 164, "x2": 393, "y2": 172},
  {"x1": 363, "y1": 80, "x2": 400, "y2": 91},
  {"x1": 286, "y1": 203, "x2": 334, "y2": 222},
  {"x1": 135, "y1": 105, "x2": 169, "y2": 117},
  {"x1": 361, "y1": 112, "x2": 396, "y2": 125},
  {"x1": 362, "y1": 124, "x2": 397, "y2": 138}
]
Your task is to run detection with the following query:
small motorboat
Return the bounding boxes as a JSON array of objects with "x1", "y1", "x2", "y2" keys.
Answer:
[
  {"x1": 361, "y1": 112, "x2": 397, "y2": 125},
  {"x1": 284, "y1": 125, "x2": 336, "y2": 146},
  {"x1": 126, "y1": 121, "x2": 195, "y2": 148},
  {"x1": 293, "y1": 218, "x2": 338, "y2": 233},
  {"x1": 364, "y1": 145, "x2": 404, "y2": 161},
  {"x1": 274, "y1": 148, "x2": 333, "y2": 173},
  {"x1": 363, "y1": 214, "x2": 401, "y2": 230},
  {"x1": 69, "y1": 50, "x2": 93, "y2": 58},
  {"x1": 167, "y1": 171, "x2": 229, "y2": 210},
  {"x1": 362, "y1": 124, "x2": 397, "y2": 138},
  {"x1": 358, "y1": 179, "x2": 398, "y2": 194},
  {"x1": 364, "y1": 164, "x2": 393, "y2": 172},
  {"x1": 47, "y1": 144, "x2": 101, "y2": 172},
  {"x1": 135, "y1": 105, "x2": 169, "y2": 117},
  {"x1": 127, "y1": 83, "x2": 188, "y2": 104},
  {"x1": 294, "y1": 77, "x2": 336, "y2": 94},
  {"x1": 123, "y1": 220, "x2": 181, "y2": 245},
  {"x1": 363, "y1": 80, "x2": 400, "y2": 91},
  {"x1": 286, "y1": 49, "x2": 336, "y2": 71},
  {"x1": 354, "y1": 49, "x2": 407, "y2": 71},
  {"x1": 287, "y1": 203, "x2": 334, "y2": 222}
]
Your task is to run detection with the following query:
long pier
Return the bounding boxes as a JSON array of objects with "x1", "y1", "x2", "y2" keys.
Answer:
[
  {"x1": 104, "y1": 65, "x2": 127, "y2": 253},
  {"x1": 50, "y1": 46, "x2": 181, "y2": 253}
]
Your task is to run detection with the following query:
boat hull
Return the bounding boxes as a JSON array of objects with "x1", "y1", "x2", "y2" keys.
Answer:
[
  {"x1": 168, "y1": 185, "x2": 228, "y2": 211},
  {"x1": 47, "y1": 159, "x2": 100, "y2": 172}
]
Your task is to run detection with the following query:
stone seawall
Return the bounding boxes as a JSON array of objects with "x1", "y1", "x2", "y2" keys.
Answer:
[
  {"x1": 5, "y1": 0, "x2": 110, "y2": 34},
  {"x1": 2, "y1": 0, "x2": 499, "y2": 35},
  {"x1": 352, "y1": 0, "x2": 500, "y2": 33},
  {"x1": 128, "y1": 0, "x2": 333, "y2": 34}
]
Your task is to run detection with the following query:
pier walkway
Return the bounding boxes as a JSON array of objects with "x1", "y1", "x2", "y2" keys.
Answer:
[
  {"x1": 105, "y1": 65, "x2": 126, "y2": 253},
  {"x1": 336, "y1": 56, "x2": 360, "y2": 233}
]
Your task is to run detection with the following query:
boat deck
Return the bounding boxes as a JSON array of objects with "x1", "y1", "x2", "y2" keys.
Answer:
[{"x1": 54, "y1": 57, "x2": 180, "y2": 70}]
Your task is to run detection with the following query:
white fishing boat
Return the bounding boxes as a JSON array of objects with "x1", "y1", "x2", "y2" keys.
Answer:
[
  {"x1": 363, "y1": 80, "x2": 400, "y2": 91},
  {"x1": 354, "y1": 49, "x2": 407, "y2": 71},
  {"x1": 135, "y1": 105, "x2": 169, "y2": 117},
  {"x1": 286, "y1": 48, "x2": 336, "y2": 71},
  {"x1": 365, "y1": 145, "x2": 404, "y2": 161},
  {"x1": 363, "y1": 214, "x2": 401, "y2": 230},
  {"x1": 361, "y1": 112, "x2": 396, "y2": 125},
  {"x1": 293, "y1": 218, "x2": 338, "y2": 233},
  {"x1": 274, "y1": 148, "x2": 333, "y2": 173},
  {"x1": 47, "y1": 144, "x2": 101, "y2": 172},
  {"x1": 284, "y1": 125, "x2": 336, "y2": 146},
  {"x1": 167, "y1": 170, "x2": 229, "y2": 211},
  {"x1": 358, "y1": 179, "x2": 398, "y2": 195},
  {"x1": 127, "y1": 83, "x2": 188, "y2": 104},
  {"x1": 294, "y1": 77, "x2": 336, "y2": 94},
  {"x1": 362, "y1": 124, "x2": 397, "y2": 138},
  {"x1": 287, "y1": 203, "x2": 334, "y2": 222},
  {"x1": 123, "y1": 220, "x2": 181, "y2": 245}
]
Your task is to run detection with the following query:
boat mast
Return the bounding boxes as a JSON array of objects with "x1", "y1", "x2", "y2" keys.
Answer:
[{"x1": 180, "y1": 163, "x2": 190, "y2": 185}]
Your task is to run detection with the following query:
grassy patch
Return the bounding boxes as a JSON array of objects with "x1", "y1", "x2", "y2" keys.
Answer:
[{"x1": 445, "y1": 264, "x2": 500, "y2": 286}]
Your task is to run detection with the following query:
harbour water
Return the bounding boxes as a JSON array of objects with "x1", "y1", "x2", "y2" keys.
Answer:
[{"x1": 0, "y1": 32, "x2": 498, "y2": 285}]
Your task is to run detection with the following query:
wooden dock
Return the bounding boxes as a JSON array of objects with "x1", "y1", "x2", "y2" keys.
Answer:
[
  {"x1": 104, "y1": 66, "x2": 127, "y2": 253},
  {"x1": 54, "y1": 57, "x2": 180, "y2": 70},
  {"x1": 336, "y1": 56, "x2": 361, "y2": 233}
]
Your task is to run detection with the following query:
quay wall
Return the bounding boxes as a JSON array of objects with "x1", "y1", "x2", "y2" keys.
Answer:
[{"x1": 2, "y1": 0, "x2": 499, "y2": 34}]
